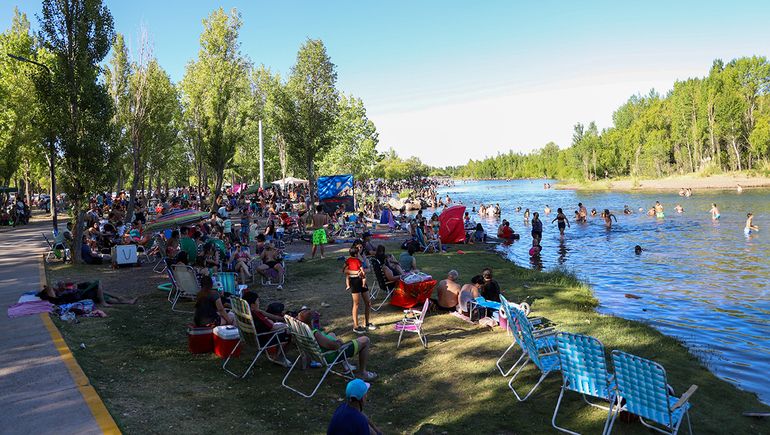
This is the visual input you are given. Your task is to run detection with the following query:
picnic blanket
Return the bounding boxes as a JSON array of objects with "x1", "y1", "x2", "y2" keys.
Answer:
[{"x1": 8, "y1": 300, "x2": 54, "y2": 318}]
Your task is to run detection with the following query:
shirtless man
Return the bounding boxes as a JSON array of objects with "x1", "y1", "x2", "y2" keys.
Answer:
[
  {"x1": 577, "y1": 202, "x2": 587, "y2": 223},
  {"x1": 709, "y1": 203, "x2": 720, "y2": 221},
  {"x1": 745, "y1": 213, "x2": 759, "y2": 235},
  {"x1": 310, "y1": 205, "x2": 330, "y2": 259},
  {"x1": 433, "y1": 270, "x2": 462, "y2": 311}
]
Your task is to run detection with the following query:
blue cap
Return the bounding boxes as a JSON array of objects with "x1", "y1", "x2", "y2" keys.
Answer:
[{"x1": 345, "y1": 379, "x2": 370, "y2": 400}]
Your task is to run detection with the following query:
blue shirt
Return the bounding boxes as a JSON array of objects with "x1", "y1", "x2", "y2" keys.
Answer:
[{"x1": 327, "y1": 403, "x2": 369, "y2": 435}]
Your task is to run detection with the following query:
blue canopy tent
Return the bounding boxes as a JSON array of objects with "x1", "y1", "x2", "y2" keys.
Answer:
[{"x1": 317, "y1": 175, "x2": 354, "y2": 213}]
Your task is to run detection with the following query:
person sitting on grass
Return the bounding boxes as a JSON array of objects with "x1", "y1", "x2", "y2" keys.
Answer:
[
  {"x1": 297, "y1": 310, "x2": 377, "y2": 381},
  {"x1": 432, "y1": 270, "x2": 462, "y2": 312},
  {"x1": 80, "y1": 235, "x2": 111, "y2": 265},
  {"x1": 38, "y1": 280, "x2": 137, "y2": 307},
  {"x1": 481, "y1": 267, "x2": 501, "y2": 303},
  {"x1": 344, "y1": 247, "x2": 375, "y2": 334},
  {"x1": 193, "y1": 275, "x2": 233, "y2": 327},
  {"x1": 399, "y1": 245, "x2": 417, "y2": 273},
  {"x1": 256, "y1": 242, "x2": 284, "y2": 290},
  {"x1": 457, "y1": 275, "x2": 484, "y2": 316},
  {"x1": 327, "y1": 379, "x2": 383, "y2": 435}
]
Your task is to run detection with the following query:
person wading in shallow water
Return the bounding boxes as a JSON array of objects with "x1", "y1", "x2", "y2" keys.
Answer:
[{"x1": 552, "y1": 208, "x2": 570, "y2": 237}]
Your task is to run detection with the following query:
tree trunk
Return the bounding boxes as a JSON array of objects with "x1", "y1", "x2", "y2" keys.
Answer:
[
  {"x1": 212, "y1": 168, "x2": 224, "y2": 212},
  {"x1": 307, "y1": 155, "x2": 316, "y2": 201},
  {"x1": 731, "y1": 138, "x2": 742, "y2": 171},
  {"x1": 72, "y1": 208, "x2": 86, "y2": 264}
]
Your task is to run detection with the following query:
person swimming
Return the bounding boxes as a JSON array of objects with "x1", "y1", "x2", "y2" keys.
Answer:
[
  {"x1": 590, "y1": 208, "x2": 597, "y2": 217},
  {"x1": 675, "y1": 204, "x2": 684, "y2": 213},
  {"x1": 634, "y1": 245, "x2": 643, "y2": 255},
  {"x1": 544, "y1": 205, "x2": 551, "y2": 215},
  {"x1": 710, "y1": 203, "x2": 720, "y2": 220},
  {"x1": 745, "y1": 213, "x2": 759, "y2": 235},
  {"x1": 623, "y1": 205, "x2": 632, "y2": 215}
]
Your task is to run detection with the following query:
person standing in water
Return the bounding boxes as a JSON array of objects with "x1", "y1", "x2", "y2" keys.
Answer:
[
  {"x1": 531, "y1": 212, "x2": 543, "y2": 244},
  {"x1": 552, "y1": 208, "x2": 570, "y2": 237},
  {"x1": 654, "y1": 201, "x2": 665, "y2": 218},
  {"x1": 602, "y1": 209, "x2": 617, "y2": 228},
  {"x1": 710, "y1": 203, "x2": 720, "y2": 221},
  {"x1": 577, "y1": 203, "x2": 587, "y2": 223},
  {"x1": 523, "y1": 208, "x2": 530, "y2": 225},
  {"x1": 745, "y1": 213, "x2": 759, "y2": 235}
]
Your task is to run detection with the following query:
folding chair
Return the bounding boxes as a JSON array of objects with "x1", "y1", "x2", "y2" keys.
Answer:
[
  {"x1": 170, "y1": 264, "x2": 199, "y2": 313},
  {"x1": 152, "y1": 235, "x2": 169, "y2": 273},
  {"x1": 223, "y1": 297, "x2": 289, "y2": 378},
  {"x1": 215, "y1": 272, "x2": 240, "y2": 296},
  {"x1": 394, "y1": 298, "x2": 430, "y2": 349},
  {"x1": 552, "y1": 332, "x2": 618, "y2": 435},
  {"x1": 508, "y1": 305, "x2": 560, "y2": 401},
  {"x1": 281, "y1": 315, "x2": 355, "y2": 398},
  {"x1": 42, "y1": 232, "x2": 70, "y2": 263},
  {"x1": 496, "y1": 295, "x2": 554, "y2": 377},
  {"x1": 608, "y1": 351, "x2": 697, "y2": 435},
  {"x1": 369, "y1": 257, "x2": 395, "y2": 311}
]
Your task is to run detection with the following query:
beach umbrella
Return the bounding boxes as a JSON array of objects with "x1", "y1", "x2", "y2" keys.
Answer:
[{"x1": 144, "y1": 210, "x2": 210, "y2": 232}]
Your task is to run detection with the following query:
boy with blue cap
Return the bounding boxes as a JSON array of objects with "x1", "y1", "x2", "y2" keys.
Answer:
[{"x1": 327, "y1": 379, "x2": 382, "y2": 435}]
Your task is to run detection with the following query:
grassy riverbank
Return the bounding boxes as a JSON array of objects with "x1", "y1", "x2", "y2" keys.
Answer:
[
  {"x1": 556, "y1": 172, "x2": 770, "y2": 192},
  {"x1": 46, "y1": 241, "x2": 769, "y2": 434}
]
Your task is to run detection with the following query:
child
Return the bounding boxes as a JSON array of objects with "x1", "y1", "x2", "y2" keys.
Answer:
[{"x1": 344, "y1": 246, "x2": 375, "y2": 334}]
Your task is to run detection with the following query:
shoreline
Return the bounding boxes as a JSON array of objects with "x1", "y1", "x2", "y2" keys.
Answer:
[{"x1": 555, "y1": 173, "x2": 770, "y2": 192}]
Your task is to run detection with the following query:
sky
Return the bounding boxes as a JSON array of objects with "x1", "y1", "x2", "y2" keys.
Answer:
[{"x1": 3, "y1": 1, "x2": 770, "y2": 166}]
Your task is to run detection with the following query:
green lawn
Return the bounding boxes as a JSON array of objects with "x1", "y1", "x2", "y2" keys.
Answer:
[{"x1": 48, "y1": 242, "x2": 770, "y2": 434}]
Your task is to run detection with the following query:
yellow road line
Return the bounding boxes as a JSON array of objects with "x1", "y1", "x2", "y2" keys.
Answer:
[{"x1": 38, "y1": 258, "x2": 121, "y2": 435}]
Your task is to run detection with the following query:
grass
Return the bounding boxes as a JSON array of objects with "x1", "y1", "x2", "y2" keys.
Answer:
[{"x1": 47, "y1": 241, "x2": 769, "y2": 434}]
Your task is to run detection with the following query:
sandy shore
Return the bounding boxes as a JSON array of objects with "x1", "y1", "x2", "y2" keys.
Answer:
[{"x1": 557, "y1": 173, "x2": 770, "y2": 191}]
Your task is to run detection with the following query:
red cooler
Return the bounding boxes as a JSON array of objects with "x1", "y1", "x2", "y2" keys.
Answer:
[
  {"x1": 187, "y1": 325, "x2": 214, "y2": 354},
  {"x1": 213, "y1": 325, "x2": 242, "y2": 358}
]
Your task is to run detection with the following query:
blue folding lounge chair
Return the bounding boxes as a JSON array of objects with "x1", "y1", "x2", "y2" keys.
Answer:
[
  {"x1": 607, "y1": 350, "x2": 697, "y2": 435},
  {"x1": 496, "y1": 295, "x2": 554, "y2": 377},
  {"x1": 552, "y1": 332, "x2": 618, "y2": 435},
  {"x1": 508, "y1": 305, "x2": 560, "y2": 401}
]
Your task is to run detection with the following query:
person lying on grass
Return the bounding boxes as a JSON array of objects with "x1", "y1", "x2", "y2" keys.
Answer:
[
  {"x1": 194, "y1": 275, "x2": 234, "y2": 327},
  {"x1": 297, "y1": 310, "x2": 377, "y2": 381},
  {"x1": 38, "y1": 280, "x2": 136, "y2": 307}
]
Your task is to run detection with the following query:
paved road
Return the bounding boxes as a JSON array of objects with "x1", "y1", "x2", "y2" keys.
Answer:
[{"x1": 0, "y1": 221, "x2": 103, "y2": 435}]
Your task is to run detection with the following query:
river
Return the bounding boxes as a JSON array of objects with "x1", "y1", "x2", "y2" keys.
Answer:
[{"x1": 438, "y1": 179, "x2": 770, "y2": 403}]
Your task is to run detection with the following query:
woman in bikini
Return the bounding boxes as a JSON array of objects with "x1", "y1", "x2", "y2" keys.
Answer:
[{"x1": 551, "y1": 208, "x2": 570, "y2": 237}]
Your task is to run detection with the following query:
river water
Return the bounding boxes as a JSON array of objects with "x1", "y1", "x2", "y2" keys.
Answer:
[{"x1": 438, "y1": 179, "x2": 770, "y2": 403}]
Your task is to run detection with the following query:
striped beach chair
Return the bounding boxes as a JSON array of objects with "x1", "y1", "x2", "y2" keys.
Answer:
[{"x1": 508, "y1": 304, "x2": 560, "y2": 401}]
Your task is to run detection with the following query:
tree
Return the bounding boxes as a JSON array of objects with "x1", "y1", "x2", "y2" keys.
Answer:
[
  {"x1": 0, "y1": 9, "x2": 45, "y2": 203},
  {"x1": 37, "y1": 0, "x2": 116, "y2": 263},
  {"x1": 276, "y1": 39, "x2": 339, "y2": 199},
  {"x1": 318, "y1": 93, "x2": 379, "y2": 179},
  {"x1": 181, "y1": 8, "x2": 252, "y2": 209}
]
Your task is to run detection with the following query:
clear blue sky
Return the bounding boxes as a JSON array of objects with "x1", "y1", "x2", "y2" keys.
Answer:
[{"x1": 4, "y1": 1, "x2": 770, "y2": 166}]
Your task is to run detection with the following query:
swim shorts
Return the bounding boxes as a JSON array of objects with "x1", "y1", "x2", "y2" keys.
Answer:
[
  {"x1": 323, "y1": 339, "x2": 360, "y2": 363},
  {"x1": 312, "y1": 228, "x2": 327, "y2": 245}
]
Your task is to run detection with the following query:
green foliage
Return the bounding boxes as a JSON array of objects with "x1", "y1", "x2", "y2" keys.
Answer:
[
  {"x1": 373, "y1": 149, "x2": 431, "y2": 180},
  {"x1": 317, "y1": 93, "x2": 380, "y2": 179},
  {"x1": 275, "y1": 39, "x2": 339, "y2": 195},
  {"x1": 181, "y1": 8, "x2": 252, "y2": 201},
  {"x1": 454, "y1": 56, "x2": 770, "y2": 180}
]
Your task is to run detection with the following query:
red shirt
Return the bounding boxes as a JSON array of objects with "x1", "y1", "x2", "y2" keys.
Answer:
[
  {"x1": 501, "y1": 226, "x2": 513, "y2": 239},
  {"x1": 345, "y1": 257, "x2": 362, "y2": 273}
]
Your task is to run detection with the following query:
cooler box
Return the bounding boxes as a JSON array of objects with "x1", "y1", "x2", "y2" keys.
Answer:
[
  {"x1": 213, "y1": 325, "x2": 242, "y2": 358},
  {"x1": 187, "y1": 325, "x2": 214, "y2": 354}
]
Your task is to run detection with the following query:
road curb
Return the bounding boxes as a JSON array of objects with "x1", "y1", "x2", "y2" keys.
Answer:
[{"x1": 38, "y1": 258, "x2": 122, "y2": 435}]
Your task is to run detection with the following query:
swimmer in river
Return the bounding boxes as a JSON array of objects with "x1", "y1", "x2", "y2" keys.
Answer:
[
  {"x1": 515, "y1": 206, "x2": 522, "y2": 213},
  {"x1": 654, "y1": 201, "x2": 665, "y2": 218},
  {"x1": 710, "y1": 203, "x2": 720, "y2": 220},
  {"x1": 577, "y1": 202, "x2": 587, "y2": 223},
  {"x1": 544, "y1": 205, "x2": 551, "y2": 215},
  {"x1": 675, "y1": 204, "x2": 684, "y2": 213},
  {"x1": 603, "y1": 209, "x2": 617, "y2": 228},
  {"x1": 634, "y1": 245, "x2": 643, "y2": 255},
  {"x1": 552, "y1": 208, "x2": 571, "y2": 237},
  {"x1": 745, "y1": 213, "x2": 759, "y2": 235},
  {"x1": 590, "y1": 208, "x2": 597, "y2": 217},
  {"x1": 531, "y1": 212, "x2": 543, "y2": 244},
  {"x1": 523, "y1": 208, "x2": 530, "y2": 224},
  {"x1": 623, "y1": 205, "x2": 633, "y2": 215},
  {"x1": 647, "y1": 207, "x2": 656, "y2": 217}
]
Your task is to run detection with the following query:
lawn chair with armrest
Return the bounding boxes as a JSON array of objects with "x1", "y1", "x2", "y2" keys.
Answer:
[{"x1": 223, "y1": 297, "x2": 289, "y2": 378}]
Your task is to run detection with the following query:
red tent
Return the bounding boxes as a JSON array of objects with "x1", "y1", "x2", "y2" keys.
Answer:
[{"x1": 439, "y1": 205, "x2": 466, "y2": 243}]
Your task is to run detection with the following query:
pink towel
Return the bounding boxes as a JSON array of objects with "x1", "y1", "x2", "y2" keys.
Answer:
[{"x1": 7, "y1": 300, "x2": 55, "y2": 318}]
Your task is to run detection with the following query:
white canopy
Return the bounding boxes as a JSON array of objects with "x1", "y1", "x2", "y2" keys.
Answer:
[{"x1": 271, "y1": 177, "x2": 309, "y2": 187}]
